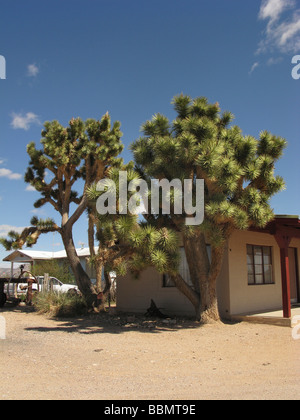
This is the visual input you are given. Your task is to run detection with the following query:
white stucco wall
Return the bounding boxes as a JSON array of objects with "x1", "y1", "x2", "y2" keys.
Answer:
[{"x1": 116, "y1": 231, "x2": 300, "y2": 318}]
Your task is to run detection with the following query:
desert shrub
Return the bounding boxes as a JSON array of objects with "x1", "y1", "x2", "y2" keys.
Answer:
[{"x1": 34, "y1": 292, "x2": 87, "y2": 317}]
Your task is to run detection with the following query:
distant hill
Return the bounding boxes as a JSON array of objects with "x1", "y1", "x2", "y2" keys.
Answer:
[{"x1": 0, "y1": 265, "x2": 30, "y2": 278}]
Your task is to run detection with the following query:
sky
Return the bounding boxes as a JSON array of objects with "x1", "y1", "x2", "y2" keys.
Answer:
[{"x1": 0, "y1": 0, "x2": 299, "y2": 266}]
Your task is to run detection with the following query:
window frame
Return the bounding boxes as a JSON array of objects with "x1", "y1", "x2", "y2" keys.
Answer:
[
  {"x1": 162, "y1": 245, "x2": 211, "y2": 289},
  {"x1": 162, "y1": 246, "x2": 192, "y2": 289},
  {"x1": 246, "y1": 244, "x2": 274, "y2": 286},
  {"x1": 162, "y1": 273, "x2": 175, "y2": 288}
]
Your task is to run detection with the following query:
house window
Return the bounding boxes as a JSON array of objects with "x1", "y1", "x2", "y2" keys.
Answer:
[
  {"x1": 162, "y1": 274, "x2": 176, "y2": 288},
  {"x1": 247, "y1": 245, "x2": 274, "y2": 285},
  {"x1": 163, "y1": 247, "x2": 192, "y2": 288},
  {"x1": 162, "y1": 245, "x2": 211, "y2": 288}
]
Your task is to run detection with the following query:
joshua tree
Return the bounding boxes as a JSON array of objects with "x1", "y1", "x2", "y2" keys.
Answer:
[
  {"x1": 1, "y1": 114, "x2": 124, "y2": 309},
  {"x1": 129, "y1": 94, "x2": 286, "y2": 322}
]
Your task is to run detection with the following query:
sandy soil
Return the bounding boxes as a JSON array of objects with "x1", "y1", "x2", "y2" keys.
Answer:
[{"x1": 0, "y1": 306, "x2": 299, "y2": 400}]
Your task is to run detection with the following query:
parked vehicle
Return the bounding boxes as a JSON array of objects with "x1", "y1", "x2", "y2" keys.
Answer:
[
  {"x1": 36, "y1": 276, "x2": 79, "y2": 294},
  {"x1": 4, "y1": 276, "x2": 78, "y2": 295}
]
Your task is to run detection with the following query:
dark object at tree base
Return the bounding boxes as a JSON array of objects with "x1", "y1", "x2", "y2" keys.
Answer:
[
  {"x1": 145, "y1": 299, "x2": 168, "y2": 319},
  {"x1": 10, "y1": 297, "x2": 21, "y2": 307},
  {"x1": 3, "y1": 297, "x2": 20, "y2": 307},
  {"x1": 0, "y1": 292, "x2": 7, "y2": 308}
]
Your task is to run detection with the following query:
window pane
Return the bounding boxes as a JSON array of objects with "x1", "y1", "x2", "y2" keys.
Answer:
[
  {"x1": 247, "y1": 254, "x2": 253, "y2": 264},
  {"x1": 163, "y1": 274, "x2": 175, "y2": 287},
  {"x1": 255, "y1": 264, "x2": 263, "y2": 275},
  {"x1": 179, "y1": 248, "x2": 193, "y2": 287},
  {"x1": 264, "y1": 265, "x2": 273, "y2": 284},
  {"x1": 263, "y1": 246, "x2": 271, "y2": 256},
  {"x1": 163, "y1": 247, "x2": 193, "y2": 288},
  {"x1": 247, "y1": 245, "x2": 253, "y2": 255},
  {"x1": 254, "y1": 246, "x2": 262, "y2": 255},
  {"x1": 248, "y1": 274, "x2": 254, "y2": 285},
  {"x1": 247, "y1": 245, "x2": 273, "y2": 285},
  {"x1": 264, "y1": 247, "x2": 272, "y2": 265},
  {"x1": 264, "y1": 254, "x2": 271, "y2": 265},
  {"x1": 254, "y1": 247, "x2": 262, "y2": 264},
  {"x1": 255, "y1": 274, "x2": 263, "y2": 284}
]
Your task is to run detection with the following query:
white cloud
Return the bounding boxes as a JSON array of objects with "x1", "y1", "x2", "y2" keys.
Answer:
[
  {"x1": 277, "y1": 12, "x2": 300, "y2": 50},
  {"x1": 0, "y1": 168, "x2": 22, "y2": 180},
  {"x1": 27, "y1": 63, "x2": 39, "y2": 77},
  {"x1": 257, "y1": 0, "x2": 300, "y2": 54},
  {"x1": 259, "y1": 0, "x2": 295, "y2": 26},
  {"x1": 11, "y1": 112, "x2": 41, "y2": 131},
  {"x1": 25, "y1": 185, "x2": 37, "y2": 192},
  {"x1": 0, "y1": 225, "x2": 25, "y2": 237},
  {"x1": 30, "y1": 208, "x2": 46, "y2": 216},
  {"x1": 267, "y1": 56, "x2": 284, "y2": 65},
  {"x1": 249, "y1": 62, "x2": 260, "y2": 74}
]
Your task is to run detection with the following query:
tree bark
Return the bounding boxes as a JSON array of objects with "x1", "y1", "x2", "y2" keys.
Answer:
[
  {"x1": 202, "y1": 245, "x2": 225, "y2": 322},
  {"x1": 95, "y1": 261, "x2": 104, "y2": 293},
  {"x1": 103, "y1": 271, "x2": 112, "y2": 296},
  {"x1": 173, "y1": 233, "x2": 226, "y2": 323},
  {"x1": 61, "y1": 225, "x2": 98, "y2": 309},
  {"x1": 87, "y1": 212, "x2": 104, "y2": 293}
]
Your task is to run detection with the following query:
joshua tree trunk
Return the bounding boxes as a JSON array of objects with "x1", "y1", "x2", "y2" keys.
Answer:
[
  {"x1": 171, "y1": 234, "x2": 225, "y2": 323},
  {"x1": 61, "y1": 224, "x2": 98, "y2": 309}
]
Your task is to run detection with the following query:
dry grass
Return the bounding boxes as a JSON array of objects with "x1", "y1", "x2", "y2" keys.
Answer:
[{"x1": 33, "y1": 291, "x2": 87, "y2": 317}]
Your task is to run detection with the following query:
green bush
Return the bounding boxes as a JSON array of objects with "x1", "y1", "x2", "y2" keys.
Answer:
[
  {"x1": 31, "y1": 260, "x2": 76, "y2": 284},
  {"x1": 34, "y1": 292, "x2": 87, "y2": 317}
]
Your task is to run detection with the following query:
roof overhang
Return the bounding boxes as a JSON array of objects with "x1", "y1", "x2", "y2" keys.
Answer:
[
  {"x1": 250, "y1": 215, "x2": 300, "y2": 239},
  {"x1": 2, "y1": 247, "x2": 99, "y2": 263},
  {"x1": 3, "y1": 250, "x2": 53, "y2": 263}
]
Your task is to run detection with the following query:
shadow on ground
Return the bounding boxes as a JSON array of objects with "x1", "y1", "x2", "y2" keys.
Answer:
[{"x1": 1, "y1": 304, "x2": 220, "y2": 336}]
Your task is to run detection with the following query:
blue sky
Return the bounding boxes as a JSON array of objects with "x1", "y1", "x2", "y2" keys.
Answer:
[{"x1": 0, "y1": 0, "x2": 299, "y2": 265}]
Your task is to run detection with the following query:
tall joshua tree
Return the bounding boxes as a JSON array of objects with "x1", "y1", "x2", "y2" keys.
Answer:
[
  {"x1": 131, "y1": 95, "x2": 286, "y2": 322},
  {"x1": 87, "y1": 167, "x2": 181, "y2": 296},
  {"x1": 1, "y1": 114, "x2": 124, "y2": 308}
]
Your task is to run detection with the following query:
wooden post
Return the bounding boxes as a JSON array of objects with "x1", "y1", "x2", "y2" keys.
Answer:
[
  {"x1": 8, "y1": 262, "x2": 14, "y2": 298},
  {"x1": 279, "y1": 246, "x2": 291, "y2": 318},
  {"x1": 275, "y1": 234, "x2": 292, "y2": 319},
  {"x1": 43, "y1": 273, "x2": 50, "y2": 292}
]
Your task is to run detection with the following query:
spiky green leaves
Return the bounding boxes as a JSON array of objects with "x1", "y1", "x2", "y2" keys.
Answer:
[
  {"x1": 0, "y1": 231, "x2": 21, "y2": 251},
  {"x1": 0, "y1": 218, "x2": 59, "y2": 251},
  {"x1": 131, "y1": 94, "x2": 286, "y2": 246},
  {"x1": 24, "y1": 114, "x2": 124, "y2": 219},
  {"x1": 123, "y1": 225, "x2": 180, "y2": 275},
  {"x1": 87, "y1": 166, "x2": 181, "y2": 277}
]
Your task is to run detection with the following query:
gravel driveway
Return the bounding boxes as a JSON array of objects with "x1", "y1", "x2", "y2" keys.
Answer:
[{"x1": 0, "y1": 307, "x2": 299, "y2": 400}]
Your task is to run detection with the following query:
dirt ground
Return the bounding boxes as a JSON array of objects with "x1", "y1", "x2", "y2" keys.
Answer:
[{"x1": 0, "y1": 306, "x2": 299, "y2": 400}]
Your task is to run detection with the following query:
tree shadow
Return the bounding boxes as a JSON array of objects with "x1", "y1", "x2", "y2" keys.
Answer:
[
  {"x1": 23, "y1": 311, "x2": 203, "y2": 336},
  {"x1": 1, "y1": 304, "x2": 232, "y2": 336}
]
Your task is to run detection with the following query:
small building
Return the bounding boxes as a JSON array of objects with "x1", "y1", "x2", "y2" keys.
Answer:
[
  {"x1": 116, "y1": 216, "x2": 300, "y2": 321},
  {"x1": 2, "y1": 247, "x2": 98, "y2": 281},
  {"x1": 3, "y1": 216, "x2": 300, "y2": 323}
]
